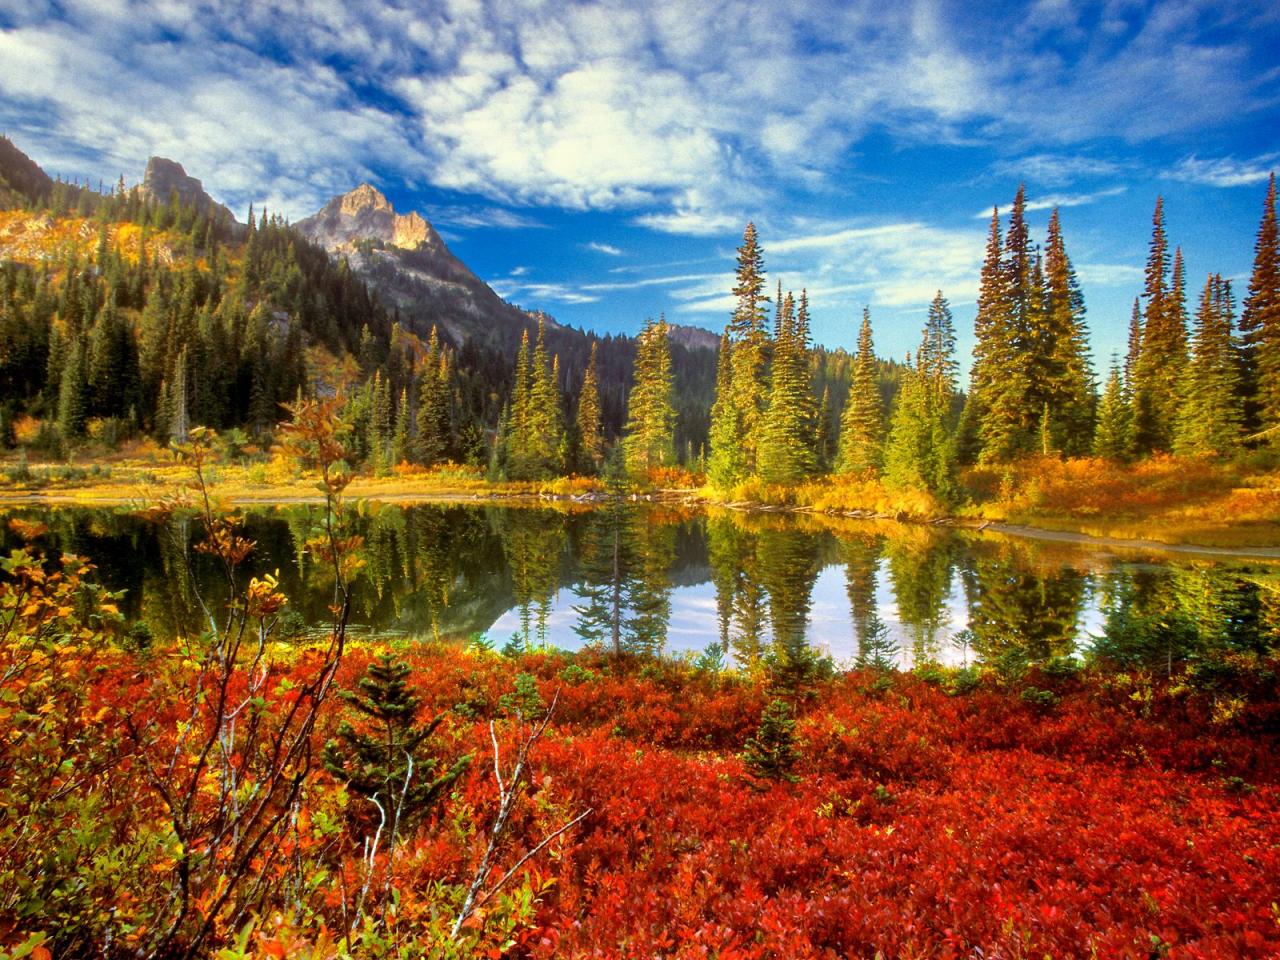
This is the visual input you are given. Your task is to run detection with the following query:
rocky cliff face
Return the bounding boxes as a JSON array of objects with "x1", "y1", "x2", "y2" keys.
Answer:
[
  {"x1": 295, "y1": 184, "x2": 548, "y2": 348},
  {"x1": 301, "y1": 183, "x2": 440, "y2": 253},
  {"x1": 141, "y1": 157, "x2": 238, "y2": 224},
  {"x1": 0, "y1": 137, "x2": 54, "y2": 208}
]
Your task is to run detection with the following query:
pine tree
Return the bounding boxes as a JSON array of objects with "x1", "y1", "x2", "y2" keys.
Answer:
[
  {"x1": 416, "y1": 329, "x2": 450, "y2": 467},
  {"x1": 970, "y1": 205, "x2": 1030, "y2": 461},
  {"x1": 392, "y1": 387, "x2": 411, "y2": 466},
  {"x1": 758, "y1": 290, "x2": 816, "y2": 484},
  {"x1": 707, "y1": 330, "x2": 742, "y2": 486},
  {"x1": 1124, "y1": 298, "x2": 1142, "y2": 391},
  {"x1": 919, "y1": 291, "x2": 958, "y2": 395},
  {"x1": 623, "y1": 315, "x2": 677, "y2": 476},
  {"x1": 741, "y1": 698, "x2": 800, "y2": 784},
  {"x1": 368, "y1": 370, "x2": 392, "y2": 475},
  {"x1": 836, "y1": 307, "x2": 883, "y2": 474},
  {"x1": 883, "y1": 349, "x2": 957, "y2": 501},
  {"x1": 1041, "y1": 210, "x2": 1095, "y2": 454},
  {"x1": 1132, "y1": 200, "x2": 1187, "y2": 452},
  {"x1": 1174, "y1": 274, "x2": 1242, "y2": 456},
  {"x1": 323, "y1": 653, "x2": 472, "y2": 835},
  {"x1": 57, "y1": 334, "x2": 89, "y2": 439},
  {"x1": 576, "y1": 342, "x2": 604, "y2": 473},
  {"x1": 709, "y1": 223, "x2": 770, "y2": 483},
  {"x1": 1093, "y1": 357, "x2": 1132, "y2": 461},
  {"x1": 1241, "y1": 173, "x2": 1280, "y2": 438}
]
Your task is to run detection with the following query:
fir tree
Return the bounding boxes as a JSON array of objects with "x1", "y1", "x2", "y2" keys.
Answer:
[
  {"x1": 709, "y1": 223, "x2": 770, "y2": 483},
  {"x1": 416, "y1": 329, "x2": 450, "y2": 467},
  {"x1": 741, "y1": 698, "x2": 800, "y2": 784},
  {"x1": 1241, "y1": 173, "x2": 1280, "y2": 438},
  {"x1": 1174, "y1": 274, "x2": 1242, "y2": 456},
  {"x1": 576, "y1": 342, "x2": 604, "y2": 473},
  {"x1": 1041, "y1": 210, "x2": 1095, "y2": 454},
  {"x1": 883, "y1": 347, "x2": 957, "y2": 501},
  {"x1": 1093, "y1": 357, "x2": 1132, "y2": 461},
  {"x1": 57, "y1": 333, "x2": 89, "y2": 439},
  {"x1": 919, "y1": 291, "x2": 958, "y2": 395},
  {"x1": 1132, "y1": 200, "x2": 1187, "y2": 452},
  {"x1": 707, "y1": 330, "x2": 742, "y2": 486},
  {"x1": 836, "y1": 307, "x2": 883, "y2": 474},
  {"x1": 623, "y1": 315, "x2": 677, "y2": 476},
  {"x1": 323, "y1": 653, "x2": 472, "y2": 835},
  {"x1": 758, "y1": 290, "x2": 816, "y2": 483},
  {"x1": 971, "y1": 205, "x2": 1030, "y2": 461}
]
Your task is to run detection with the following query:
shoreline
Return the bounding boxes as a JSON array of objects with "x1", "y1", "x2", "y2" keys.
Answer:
[{"x1": 3, "y1": 483, "x2": 1279, "y2": 559}]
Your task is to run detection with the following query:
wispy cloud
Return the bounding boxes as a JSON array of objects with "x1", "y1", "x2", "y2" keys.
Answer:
[
  {"x1": 490, "y1": 278, "x2": 601, "y2": 305},
  {"x1": 990, "y1": 153, "x2": 1127, "y2": 186},
  {"x1": 1170, "y1": 154, "x2": 1278, "y2": 188},
  {"x1": 583, "y1": 241, "x2": 624, "y2": 256},
  {"x1": 970, "y1": 186, "x2": 1126, "y2": 218},
  {"x1": 424, "y1": 204, "x2": 545, "y2": 229},
  {"x1": 582, "y1": 272, "x2": 721, "y2": 292}
]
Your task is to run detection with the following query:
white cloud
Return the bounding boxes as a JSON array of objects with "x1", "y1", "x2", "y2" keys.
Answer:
[
  {"x1": 970, "y1": 186, "x2": 1127, "y2": 218},
  {"x1": 1170, "y1": 154, "x2": 1278, "y2": 188},
  {"x1": 424, "y1": 205, "x2": 544, "y2": 229},
  {"x1": 992, "y1": 153, "x2": 1127, "y2": 186},
  {"x1": 583, "y1": 241, "x2": 623, "y2": 256}
]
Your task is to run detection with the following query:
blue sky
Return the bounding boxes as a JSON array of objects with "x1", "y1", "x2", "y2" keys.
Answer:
[{"x1": 1, "y1": 0, "x2": 1278, "y2": 367}]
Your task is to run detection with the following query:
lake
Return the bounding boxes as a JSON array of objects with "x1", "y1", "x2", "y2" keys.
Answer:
[{"x1": 2, "y1": 501, "x2": 1276, "y2": 672}]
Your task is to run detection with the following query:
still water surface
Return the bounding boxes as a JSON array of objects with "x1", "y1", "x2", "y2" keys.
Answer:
[{"x1": 3, "y1": 503, "x2": 1276, "y2": 671}]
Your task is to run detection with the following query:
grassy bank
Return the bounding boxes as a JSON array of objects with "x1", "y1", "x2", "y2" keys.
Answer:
[
  {"x1": 698, "y1": 454, "x2": 1280, "y2": 547},
  {"x1": 4, "y1": 442, "x2": 1280, "y2": 547}
]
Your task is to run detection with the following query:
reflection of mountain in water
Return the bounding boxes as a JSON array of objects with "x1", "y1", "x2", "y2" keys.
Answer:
[{"x1": 2, "y1": 504, "x2": 1276, "y2": 671}]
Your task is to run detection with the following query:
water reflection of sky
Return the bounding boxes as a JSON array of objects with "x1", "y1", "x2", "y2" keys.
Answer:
[{"x1": 489, "y1": 557, "x2": 1113, "y2": 668}]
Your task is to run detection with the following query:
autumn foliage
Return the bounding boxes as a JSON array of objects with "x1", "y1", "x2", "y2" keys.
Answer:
[{"x1": 2, "y1": 412, "x2": 1280, "y2": 958}]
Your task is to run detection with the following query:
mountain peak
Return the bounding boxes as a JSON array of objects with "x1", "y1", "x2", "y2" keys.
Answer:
[
  {"x1": 142, "y1": 157, "x2": 237, "y2": 223},
  {"x1": 300, "y1": 183, "x2": 433, "y2": 252},
  {"x1": 339, "y1": 182, "x2": 393, "y2": 216}
]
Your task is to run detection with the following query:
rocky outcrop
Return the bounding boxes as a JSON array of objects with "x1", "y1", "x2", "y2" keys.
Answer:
[
  {"x1": 0, "y1": 137, "x2": 54, "y2": 208},
  {"x1": 295, "y1": 184, "x2": 550, "y2": 348},
  {"x1": 141, "y1": 157, "x2": 238, "y2": 224}
]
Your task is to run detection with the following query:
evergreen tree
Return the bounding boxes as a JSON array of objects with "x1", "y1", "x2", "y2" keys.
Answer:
[
  {"x1": 741, "y1": 698, "x2": 800, "y2": 784},
  {"x1": 323, "y1": 653, "x2": 472, "y2": 835},
  {"x1": 1241, "y1": 173, "x2": 1280, "y2": 438},
  {"x1": 1093, "y1": 357, "x2": 1132, "y2": 461},
  {"x1": 919, "y1": 291, "x2": 958, "y2": 395},
  {"x1": 623, "y1": 315, "x2": 677, "y2": 476},
  {"x1": 758, "y1": 291, "x2": 816, "y2": 483},
  {"x1": 1041, "y1": 210, "x2": 1095, "y2": 454},
  {"x1": 57, "y1": 333, "x2": 89, "y2": 439},
  {"x1": 1132, "y1": 199, "x2": 1187, "y2": 452},
  {"x1": 970, "y1": 205, "x2": 1030, "y2": 461},
  {"x1": 368, "y1": 370, "x2": 392, "y2": 474},
  {"x1": 707, "y1": 330, "x2": 741, "y2": 486},
  {"x1": 416, "y1": 329, "x2": 450, "y2": 467},
  {"x1": 1174, "y1": 274, "x2": 1242, "y2": 456},
  {"x1": 709, "y1": 223, "x2": 770, "y2": 484},
  {"x1": 576, "y1": 341, "x2": 604, "y2": 473},
  {"x1": 836, "y1": 307, "x2": 883, "y2": 474},
  {"x1": 883, "y1": 347, "x2": 957, "y2": 501},
  {"x1": 392, "y1": 387, "x2": 412, "y2": 467}
]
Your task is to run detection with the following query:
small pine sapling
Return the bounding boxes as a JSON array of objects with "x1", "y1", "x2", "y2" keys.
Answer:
[{"x1": 741, "y1": 698, "x2": 801, "y2": 784}]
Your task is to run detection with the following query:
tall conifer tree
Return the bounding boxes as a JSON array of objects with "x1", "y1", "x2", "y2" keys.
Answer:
[
  {"x1": 759, "y1": 291, "x2": 816, "y2": 483},
  {"x1": 623, "y1": 315, "x2": 677, "y2": 475},
  {"x1": 1241, "y1": 173, "x2": 1280, "y2": 437},
  {"x1": 576, "y1": 342, "x2": 604, "y2": 473},
  {"x1": 1094, "y1": 356, "x2": 1132, "y2": 460},
  {"x1": 1132, "y1": 199, "x2": 1186, "y2": 452},
  {"x1": 837, "y1": 308, "x2": 883, "y2": 474},
  {"x1": 1174, "y1": 274, "x2": 1242, "y2": 456}
]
